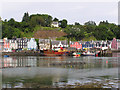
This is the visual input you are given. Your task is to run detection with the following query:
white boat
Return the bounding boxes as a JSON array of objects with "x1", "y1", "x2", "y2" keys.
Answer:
[
  {"x1": 81, "y1": 51, "x2": 100, "y2": 56},
  {"x1": 82, "y1": 51, "x2": 95, "y2": 56}
]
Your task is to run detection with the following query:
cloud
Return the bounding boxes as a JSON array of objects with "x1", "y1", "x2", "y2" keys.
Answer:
[
  {"x1": 0, "y1": 2, "x2": 118, "y2": 24},
  {"x1": 1, "y1": 0, "x2": 119, "y2": 2}
]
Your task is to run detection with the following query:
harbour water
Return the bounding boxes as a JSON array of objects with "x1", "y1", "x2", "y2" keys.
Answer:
[{"x1": 1, "y1": 53, "x2": 120, "y2": 88}]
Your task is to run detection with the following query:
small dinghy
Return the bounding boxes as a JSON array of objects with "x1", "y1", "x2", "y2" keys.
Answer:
[{"x1": 4, "y1": 55, "x2": 9, "y2": 57}]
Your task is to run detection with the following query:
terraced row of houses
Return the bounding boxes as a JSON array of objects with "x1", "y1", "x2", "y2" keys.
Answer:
[{"x1": 0, "y1": 38, "x2": 120, "y2": 52}]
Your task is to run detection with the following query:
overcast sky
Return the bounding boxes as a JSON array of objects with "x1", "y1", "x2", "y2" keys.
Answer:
[{"x1": 0, "y1": 0, "x2": 119, "y2": 25}]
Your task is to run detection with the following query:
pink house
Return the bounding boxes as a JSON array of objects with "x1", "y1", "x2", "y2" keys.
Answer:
[
  {"x1": 3, "y1": 38, "x2": 11, "y2": 52},
  {"x1": 111, "y1": 38, "x2": 118, "y2": 50},
  {"x1": 70, "y1": 41, "x2": 82, "y2": 49},
  {"x1": 117, "y1": 39, "x2": 120, "y2": 50}
]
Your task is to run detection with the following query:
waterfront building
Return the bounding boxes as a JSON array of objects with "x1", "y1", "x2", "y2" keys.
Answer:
[
  {"x1": 3, "y1": 38, "x2": 11, "y2": 52},
  {"x1": 16, "y1": 38, "x2": 30, "y2": 49},
  {"x1": 9, "y1": 39, "x2": 18, "y2": 50},
  {"x1": 92, "y1": 40, "x2": 111, "y2": 50},
  {"x1": 0, "y1": 39, "x2": 3, "y2": 52},
  {"x1": 82, "y1": 41, "x2": 94, "y2": 49},
  {"x1": 117, "y1": 39, "x2": 120, "y2": 50},
  {"x1": 39, "y1": 39, "x2": 50, "y2": 50},
  {"x1": 111, "y1": 38, "x2": 117, "y2": 50},
  {"x1": 27, "y1": 38, "x2": 37, "y2": 50},
  {"x1": 51, "y1": 21, "x2": 59, "y2": 27},
  {"x1": 51, "y1": 40, "x2": 68, "y2": 50},
  {"x1": 70, "y1": 41, "x2": 82, "y2": 50},
  {"x1": 100, "y1": 40, "x2": 109, "y2": 50},
  {"x1": 94, "y1": 41, "x2": 101, "y2": 48}
]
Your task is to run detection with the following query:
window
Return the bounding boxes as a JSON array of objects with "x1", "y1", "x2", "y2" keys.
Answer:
[
  {"x1": 106, "y1": 44, "x2": 107, "y2": 47},
  {"x1": 102, "y1": 44, "x2": 104, "y2": 47}
]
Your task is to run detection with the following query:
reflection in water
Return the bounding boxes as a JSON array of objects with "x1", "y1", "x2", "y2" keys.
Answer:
[
  {"x1": 112, "y1": 52, "x2": 120, "y2": 57},
  {"x1": 1, "y1": 52, "x2": 119, "y2": 88}
]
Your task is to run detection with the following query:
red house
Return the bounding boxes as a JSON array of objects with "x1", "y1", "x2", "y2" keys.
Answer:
[
  {"x1": 70, "y1": 41, "x2": 82, "y2": 49},
  {"x1": 3, "y1": 38, "x2": 11, "y2": 52}
]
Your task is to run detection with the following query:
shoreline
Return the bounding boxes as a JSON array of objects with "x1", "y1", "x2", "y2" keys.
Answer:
[
  {"x1": 1, "y1": 50, "x2": 120, "y2": 56},
  {"x1": 2, "y1": 52, "x2": 45, "y2": 56}
]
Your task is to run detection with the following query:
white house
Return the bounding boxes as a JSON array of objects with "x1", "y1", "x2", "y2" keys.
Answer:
[
  {"x1": 27, "y1": 38, "x2": 37, "y2": 50},
  {"x1": 51, "y1": 40, "x2": 68, "y2": 50},
  {"x1": 51, "y1": 21, "x2": 59, "y2": 27},
  {"x1": 9, "y1": 39, "x2": 18, "y2": 50}
]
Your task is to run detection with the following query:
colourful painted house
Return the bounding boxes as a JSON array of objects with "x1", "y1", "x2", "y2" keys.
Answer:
[
  {"x1": 27, "y1": 38, "x2": 37, "y2": 50},
  {"x1": 111, "y1": 38, "x2": 117, "y2": 50},
  {"x1": 117, "y1": 39, "x2": 120, "y2": 50},
  {"x1": 3, "y1": 38, "x2": 11, "y2": 52},
  {"x1": 82, "y1": 41, "x2": 94, "y2": 49},
  {"x1": 16, "y1": 38, "x2": 30, "y2": 49},
  {"x1": 39, "y1": 39, "x2": 50, "y2": 50},
  {"x1": 70, "y1": 41, "x2": 82, "y2": 50},
  {"x1": 9, "y1": 39, "x2": 18, "y2": 50},
  {"x1": 51, "y1": 40, "x2": 68, "y2": 50}
]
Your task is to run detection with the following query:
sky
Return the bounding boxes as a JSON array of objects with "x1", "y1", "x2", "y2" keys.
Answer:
[{"x1": 0, "y1": 0, "x2": 119, "y2": 25}]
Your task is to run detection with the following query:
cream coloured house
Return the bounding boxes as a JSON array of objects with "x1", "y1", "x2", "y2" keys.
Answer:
[
  {"x1": 9, "y1": 39, "x2": 18, "y2": 50},
  {"x1": 39, "y1": 39, "x2": 50, "y2": 50}
]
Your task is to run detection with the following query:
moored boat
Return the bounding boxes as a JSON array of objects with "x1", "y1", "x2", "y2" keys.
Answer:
[
  {"x1": 43, "y1": 49, "x2": 70, "y2": 56},
  {"x1": 81, "y1": 51, "x2": 100, "y2": 56},
  {"x1": 4, "y1": 55, "x2": 9, "y2": 57},
  {"x1": 81, "y1": 51, "x2": 95, "y2": 56},
  {"x1": 73, "y1": 52, "x2": 81, "y2": 57}
]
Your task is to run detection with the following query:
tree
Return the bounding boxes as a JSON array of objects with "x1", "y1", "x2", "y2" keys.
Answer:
[
  {"x1": 107, "y1": 30, "x2": 115, "y2": 40},
  {"x1": 29, "y1": 14, "x2": 53, "y2": 27},
  {"x1": 93, "y1": 25, "x2": 108, "y2": 40},
  {"x1": 0, "y1": 17, "x2": 1, "y2": 21},
  {"x1": 84, "y1": 21, "x2": 96, "y2": 26},
  {"x1": 8, "y1": 18, "x2": 16, "y2": 27},
  {"x1": 22, "y1": 12, "x2": 30, "y2": 22},
  {"x1": 99, "y1": 20, "x2": 109, "y2": 25},
  {"x1": 53, "y1": 18, "x2": 59, "y2": 21},
  {"x1": 75, "y1": 22, "x2": 80, "y2": 25},
  {"x1": 29, "y1": 15, "x2": 45, "y2": 28},
  {"x1": 41, "y1": 14, "x2": 52, "y2": 27},
  {"x1": 59, "y1": 19, "x2": 67, "y2": 28}
]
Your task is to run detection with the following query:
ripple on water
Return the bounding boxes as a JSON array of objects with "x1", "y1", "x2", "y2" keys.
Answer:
[
  {"x1": 94, "y1": 79, "x2": 102, "y2": 82},
  {"x1": 85, "y1": 81, "x2": 92, "y2": 83},
  {"x1": 108, "y1": 82, "x2": 116, "y2": 85},
  {"x1": 103, "y1": 83, "x2": 108, "y2": 86},
  {"x1": 66, "y1": 81, "x2": 76, "y2": 86},
  {"x1": 14, "y1": 83, "x2": 23, "y2": 88},
  {"x1": 111, "y1": 84, "x2": 119, "y2": 88},
  {"x1": 102, "y1": 86, "x2": 111, "y2": 88}
]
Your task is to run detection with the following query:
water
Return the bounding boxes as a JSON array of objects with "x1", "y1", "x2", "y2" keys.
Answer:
[{"x1": 1, "y1": 53, "x2": 120, "y2": 88}]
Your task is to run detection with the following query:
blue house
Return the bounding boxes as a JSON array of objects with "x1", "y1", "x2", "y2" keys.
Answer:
[{"x1": 82, "y1": 41, "x2": 94, "y2": 49}]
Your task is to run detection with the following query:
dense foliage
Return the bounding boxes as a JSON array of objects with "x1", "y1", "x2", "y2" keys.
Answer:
[
  {"x1": 64, "y1": 21, "x2": 120, "y2": 41},
  {"x1": 1, "y1": 12, "x2": 120, "y2": 41}
]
